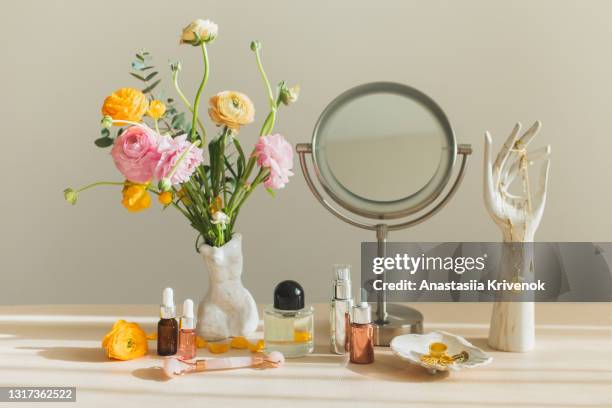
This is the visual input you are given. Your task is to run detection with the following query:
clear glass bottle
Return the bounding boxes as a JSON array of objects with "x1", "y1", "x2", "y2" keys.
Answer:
[
  {"x1": 264, "y1": 280, "x2": 314, "y2": 358},
  {"x1": 330, "y1": 264, "x2": 353, "y2": 354},
  {"x1": 178, "y1": 299, "x2": 196, "y2": 360}
]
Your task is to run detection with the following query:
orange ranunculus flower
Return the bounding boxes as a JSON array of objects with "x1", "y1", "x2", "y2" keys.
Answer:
[
  {"x1": 101, "y1": 88, "x2": 149, "y2": 124},
  {"x1": 102, "y1": 320, "x2": 148, "y2": 360},
  {"x1": 121, "y1": 182, "x2": 151, "y2": 212},
  {"x1": 147, "y1": 99, "x2": 166, "y2": 120},
  {"x1": 208, "y1": 91, "x2": 255, "y2": 133}
]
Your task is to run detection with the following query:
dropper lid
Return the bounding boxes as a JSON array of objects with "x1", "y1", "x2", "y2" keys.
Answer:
[
  {"x1": 160, "y1": 287, "x2": 176, "y2": 319},
  {"x1": 352, "y1": 288, "x2": 372, "y2": 324},
  {"x1": 332, "y1": 264, "x2": 352, "y2": 300},
  {"x1": 180, "y1": 299, "x2": 195, "y2": 329}
]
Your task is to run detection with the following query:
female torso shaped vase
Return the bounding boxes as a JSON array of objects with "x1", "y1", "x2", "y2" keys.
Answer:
[{"x1": 197, "y1": 234, "x2": 259, "y2": 341}]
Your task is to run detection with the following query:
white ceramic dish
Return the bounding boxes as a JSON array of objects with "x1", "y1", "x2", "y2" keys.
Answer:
[{"x1": 390, "y1": 331, "x2": 493, "y2": 374}]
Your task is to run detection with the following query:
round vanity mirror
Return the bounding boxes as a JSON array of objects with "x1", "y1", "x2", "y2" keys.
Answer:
[{"x1": 312, "y1": 82, "x2": 456, "y2": 219}]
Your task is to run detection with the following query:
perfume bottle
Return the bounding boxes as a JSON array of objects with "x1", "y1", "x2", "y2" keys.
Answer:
[
  {"x1": 178, "y1": 298, "x2": 196, "y2": 360},
  {"x1": 349, "y1": 289, "x2": 374, "y2": 364},
  {"x1": 157, "y1": 287, "x2": 179, "y2": 356},
  {"x1": 330, "y1": 264, "x2": 353, "y2": 354},
  {"x1": 264, "y1": 280, "x2": 314, "y2": 358}
]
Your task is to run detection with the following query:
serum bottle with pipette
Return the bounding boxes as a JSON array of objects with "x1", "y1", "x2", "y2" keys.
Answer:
[
  {"x1": 157, "y1": 287, "x2": 178, "y2": 356},
  {"x1": 178, "y1": 299, "x2": 196, "y2": 360}
]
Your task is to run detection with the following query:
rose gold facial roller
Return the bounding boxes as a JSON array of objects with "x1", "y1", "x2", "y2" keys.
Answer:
[{"x1": 162, "y1": 351, "x2": 285, "y2": 378}]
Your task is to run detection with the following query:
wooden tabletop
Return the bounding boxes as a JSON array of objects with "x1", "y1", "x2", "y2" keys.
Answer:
[{"x1": 0, "y1": 303, "x2": 610, "y2": 408}]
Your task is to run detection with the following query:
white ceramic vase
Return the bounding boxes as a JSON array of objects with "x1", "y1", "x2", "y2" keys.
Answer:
[{"x1": 196, "y1": 233, "x2": 258, "y2": 341}]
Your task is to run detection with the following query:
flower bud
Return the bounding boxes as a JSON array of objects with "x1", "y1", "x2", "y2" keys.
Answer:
[
  {"x1": 158, "y1": 178, "x2": 172, "y2": 192},
  {"x1": 170, "y1": 61, "x2": 182, "y2": 72},
  {"x1": 279, "y1": 84, "x2": 300, "y2": 106},
  {"x1": 63, "y1": 188, "x2": 78, "y2": 205},
  {"x1": 250, "y1": 41, "x2": 261, "y2": 52},
  {"x1": 180, "y1": 19, "x2": 218, "y2": 45},
  {"x1": 211, "y1": 211, "x2": 230, "y2": 229},
  {"x1": 101, "y1": 115, "x2": 113, "y2": 128}
]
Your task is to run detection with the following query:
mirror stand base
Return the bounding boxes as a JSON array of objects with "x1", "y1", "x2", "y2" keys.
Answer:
[{"x1": 373, "y1": 303, "x2": 423, "y2": 346}]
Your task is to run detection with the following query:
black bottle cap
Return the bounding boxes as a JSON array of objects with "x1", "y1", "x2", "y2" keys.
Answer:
[{"x1": 273, "y1": 280, "x2": 305, "y2": 310}]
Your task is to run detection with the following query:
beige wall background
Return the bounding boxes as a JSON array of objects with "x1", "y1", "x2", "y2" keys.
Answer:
[{"x1": 1, "y1": 0, "x2": 611, "y2": 305}]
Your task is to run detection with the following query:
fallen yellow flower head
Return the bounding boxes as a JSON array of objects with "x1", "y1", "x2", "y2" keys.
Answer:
[{"x1": 102, "y1": 320, "x2": 148, "y2": 361}]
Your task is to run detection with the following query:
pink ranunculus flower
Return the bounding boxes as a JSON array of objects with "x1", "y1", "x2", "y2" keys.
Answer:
[
  {"x1": 154, "y1": 134, "x2": 204, "y2": 186},
  {"x1": 111, "y1": 125, "x2": 161, "y2": 183},
  {"x1": 254, "y1": 133, "x2": 294, "y2": 190}
]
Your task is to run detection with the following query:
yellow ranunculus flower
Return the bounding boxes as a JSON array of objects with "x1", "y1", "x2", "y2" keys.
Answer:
[
  {"x1": 102, "y1": 320, "x2": 148, "y2": 361},
  {"x1": 208, "y1": 91, "x2": 255, "y2": 133},
  {"x1": 101, "y1": 88, "x2": 149, "y2": 124},
  {"x1": 147, "y1": 99, "x2": 166, "y2": 120},
  {"x1": 121, "y1": 182, "x2": 151, "y2": 212}
]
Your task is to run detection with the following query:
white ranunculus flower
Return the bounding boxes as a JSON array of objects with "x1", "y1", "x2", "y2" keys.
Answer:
[
  {"x1": 211, "y1": 211, "x2": 230, "y2": 229},
  {"x1": 180, "y1": 19, "x2": 218, "y2": 45}
]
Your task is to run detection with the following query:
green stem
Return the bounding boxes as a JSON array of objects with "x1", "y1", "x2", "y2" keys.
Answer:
[
  {"x1": 189, "y1": 43, "x2": 210, "y2": 143},
  {"x1": 253, "y1": 45, "x2": 277, "y2": 136},
  {"x1": 254, "y1": 46, "x2": 275, "y2": 108},
  {"x1": 75, "y1": 181, "x2": 125, "y2": 193},
  {"x1": 229, "y1": 168, "x2": 269, "y2": 231},
  {"x1": 172, "y1": 70, "x2": 206, "y2": 135}
]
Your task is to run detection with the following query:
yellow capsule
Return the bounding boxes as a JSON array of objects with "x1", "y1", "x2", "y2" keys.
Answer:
[
  {"x1": 208, "y1": 341, "x2": 230, "y2": 354},
  {"x1": 230, "y1": 336, "x2": 250, "y2": 349},
  {"x1": 248, "y1": 339, "x2": 265, "y2": 353},
  {"x1": 294, "y1": 330, "x2": 311, "y2": 343},
  {"x1": 145, "y1": 332, "x2": 157, "y2": 341},
  {"x1": 196, "y1": 336, "x2": 208, "y2": 349}
]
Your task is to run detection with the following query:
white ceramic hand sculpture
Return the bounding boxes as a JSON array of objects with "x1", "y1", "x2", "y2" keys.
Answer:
[
  {"x1": 483, "y1": 121, "x2": 551, "y2": 352},
  {"x1": 197, "y1": 234, "x2": 258, "y2": 340}
]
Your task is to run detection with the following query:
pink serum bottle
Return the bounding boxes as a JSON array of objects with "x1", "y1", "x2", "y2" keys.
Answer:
[{"x1": 178, "y1": 299, "x2": 197, "y2": 360}]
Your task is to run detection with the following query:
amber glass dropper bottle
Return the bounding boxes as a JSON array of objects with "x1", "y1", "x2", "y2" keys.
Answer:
[{"x1": 157, "y1": 287, "x2": 178, "y2": 356}]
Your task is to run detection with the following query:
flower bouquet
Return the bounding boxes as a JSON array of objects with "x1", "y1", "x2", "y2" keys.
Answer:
[{"x1": 64, "y1": 19, "x2": 299, "y2": 339}]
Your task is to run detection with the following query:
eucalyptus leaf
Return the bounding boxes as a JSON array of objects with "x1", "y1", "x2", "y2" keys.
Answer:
[
  {"x1": 131, "y1": 61, "x2": 145, "y2": 70},
  {"x1": 144, "y1": 71, "x2": 158, "y2": 81},
  {"x1": 94, "y1": 136, "x2": 114, "y2": 148},
  {"x1": 129, "y1": 72, "x2": 146, "y2": 81},
  {"x1": 142, "y1": 79, "x2": 161, "y2": 93}
]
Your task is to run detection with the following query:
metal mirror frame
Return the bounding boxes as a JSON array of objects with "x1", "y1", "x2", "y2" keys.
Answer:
[
  {"x1": 297, "y1": 82, "x2": 472, "y2": 346},
  {"x1": 312, "y1": 82, "x2": 456, "y2": 219}
]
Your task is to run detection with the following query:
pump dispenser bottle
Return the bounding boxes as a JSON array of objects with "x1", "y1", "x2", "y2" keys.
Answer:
[
  {"x1": 157, "y1": 287, "x2": 178, "y2": 356},
  {"x1": 178, "y1": 298, "x2": 196, "y2": 360},
  {"x1": 349, "y1": 289, "x2": 374, "y2": 364},
  {"x1": 330, "y1": 264, "x2": 353, "y2": 354}
]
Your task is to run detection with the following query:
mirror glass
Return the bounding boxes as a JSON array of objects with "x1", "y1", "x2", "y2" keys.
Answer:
[{"x1": 313, "y1": 82, "x2": 456, "y2": 218}]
